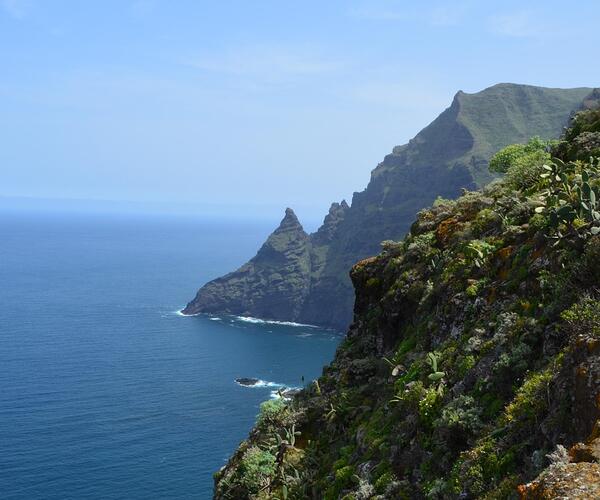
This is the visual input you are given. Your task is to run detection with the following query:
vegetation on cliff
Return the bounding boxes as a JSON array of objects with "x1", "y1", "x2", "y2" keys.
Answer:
[
  {"x1": 214, "y1": 106, "x2": 600, "y2": 499},
  {"x1": 185, "y1": 84, "x2": 593, "y2": 331}
]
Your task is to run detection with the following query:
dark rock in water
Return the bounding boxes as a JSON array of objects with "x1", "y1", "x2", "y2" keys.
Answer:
[{"x1": 235, "y1": 378, "x2": 260, "y2": 387}]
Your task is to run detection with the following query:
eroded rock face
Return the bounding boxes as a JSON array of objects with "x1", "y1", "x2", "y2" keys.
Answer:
[
  {"x1": 183, "y1": 208, "x2": 313, "y2": 320},
  {"x1": 185, "y1": 85, "x2": 594, "y2": 331},
  {"x1": 520, "y1": 423, "x2": 600, "y2": 498},
  {"x1": 570, "y1": 438, "x2": 600, "y2": 464},
  {"x1": 518, "y1": 463, "x2": 600, "y2": 499}
]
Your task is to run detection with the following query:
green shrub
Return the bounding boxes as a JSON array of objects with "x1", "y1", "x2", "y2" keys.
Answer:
[
  {"x1": 257, "y1": 398, "x2": 287, "y2": 427},
  {"x1": 489, "y1": 137, "x2": 554, "y2": 191},
  {"x1": 434, "y1": 395, "x2": 482, "y2": 437},
  {"x1": 472, "y1": 208, "x2": 503, "y2": 236},
  {"x1": 405, "y1": 232, "x2": 437, "y2": 261},
  {"x1": 433, "y1": 196, "x2": 455, "y2": 207},
  {"x1": 492, "y1": 341, "x2": 532, "y2": 381},
  {"x1": 506, "y1": 149, "x2": 550, "y2": 191},
  {"x1": 365, "y1": 277, "x2": 381, "y2": 289},
  {"x1": 466, "y1": 278, "x2": 489, "y2": 298},
  {"x1": 335, "y1": 465, "x2": 354, "y2": 483},
  {"x1": 451, "y1": 438, "x2": 516, "y2": 496},
  {"x1": 457, "y1": 354, "x2": 476, "y2": 377},
  {"x1": 425, "y1": 479, "x2": 448, "y2": 499},
  {"x1": 333, "y1": 456, "x2": 348, "y2": 471},
  {"x1": 489, "y1": 137, "x2": 550, "y2": 174},
  {"x1": 325, "y1": 465, "x2": 356, "y2": 499},
  {"x1": 418, "y1": 385, "x2": 444, "y2": 427},
  {"x1": 374, "y1": 471, "x2": 394, "y2": 494},
  {"x1": 561, "y1": 296, "x2": 600, "y2": 338},
  {"x1": 239, "y1": 446, "x2": 276, "y2": 492},
  {"x1": 489, "y1": 143, "x2": 530, "y2": 174},
  {"x1": 534, "y1": 157, "x2": 600, "y2": 239},
  {"x1": 504, "y1": 366, "x2": 554, "y2": 424},
  {"x1": 463, "y1": 240, "x2": 496, "y2": 269}
]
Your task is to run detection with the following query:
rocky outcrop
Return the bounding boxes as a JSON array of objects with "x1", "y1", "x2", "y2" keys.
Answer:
[
  {"x1": 183, "y1": 202, "x2": 351, "y2": 323},
  {"x1": 186, "y1": 84, "x2": 594, "y2": 330},
  {"x1": 182, "y1": 208, "x2": 313, "y2": 320},
  {"x1": 519, "y1": 463, "x2": 600, "y2": 499},
  {"x1": 519, "y1": 434, "x2": 600, "y2": 499}
]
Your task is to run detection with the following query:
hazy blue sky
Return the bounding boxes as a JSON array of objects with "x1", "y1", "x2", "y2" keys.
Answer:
[{"x1": 2, "y1": 0, "x2": 600, "y2": 222}]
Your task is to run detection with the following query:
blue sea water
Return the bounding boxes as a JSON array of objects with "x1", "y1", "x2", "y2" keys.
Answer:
[{"x1": 0, "y1": 211, "x2": 341, "y2": 499}]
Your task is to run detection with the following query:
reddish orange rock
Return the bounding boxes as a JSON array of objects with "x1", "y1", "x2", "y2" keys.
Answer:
[
  {"x1": 435, "y1": 217, "x2": 461, "y2": 247},
  {"x1": 518, "y1": 463, "x2": 600, "y2": 499}
]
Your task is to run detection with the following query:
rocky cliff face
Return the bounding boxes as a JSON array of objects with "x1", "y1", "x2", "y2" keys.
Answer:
[
  {"x1": 185, "y1": 84, "x2": 592, "y2": 330},
  {"x1": 213, "y1": 107, "x2": 600, "y2": 498},
  {"x1": 183, "y1": 202, "x2": 351, "y2": 322},
  {"x1": 182, "y1": 208, "x2": 313, "y2": 320}
]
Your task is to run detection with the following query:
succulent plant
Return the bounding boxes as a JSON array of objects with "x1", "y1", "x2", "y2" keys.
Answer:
[{"x1": 427, "y1": 352, "x2": 446, "y2": 382}]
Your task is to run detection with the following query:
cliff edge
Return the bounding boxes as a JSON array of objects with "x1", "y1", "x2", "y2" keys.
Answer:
[{"x1": 214, "y1": 105, "x2": 600, "y2": 498}]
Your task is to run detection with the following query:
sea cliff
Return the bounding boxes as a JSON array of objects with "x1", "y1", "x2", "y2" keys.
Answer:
[{"x1": 214, "y1": 102, "x2": 600, "y2": 498}]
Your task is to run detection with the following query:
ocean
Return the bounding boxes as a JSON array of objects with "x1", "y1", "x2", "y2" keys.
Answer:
[{"x1": 0, "y1": 211, "x2": 340, "y2": 499}]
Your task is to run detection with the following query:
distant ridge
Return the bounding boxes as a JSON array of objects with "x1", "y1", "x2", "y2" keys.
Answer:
[{"x1": 184, "y1": 83, "x2": 594, "y2": 330}]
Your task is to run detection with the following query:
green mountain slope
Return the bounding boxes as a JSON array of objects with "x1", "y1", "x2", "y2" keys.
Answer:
[
  {"x1": 214, "y1": 105, "x2": 600, "y2": 499},
  {"x1": 184, "y1": 84, "x2": 592, "y2": 330}
]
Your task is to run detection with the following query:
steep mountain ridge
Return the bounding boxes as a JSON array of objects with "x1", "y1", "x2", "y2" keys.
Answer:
[{"x1": 184, "y1": 84, "x2": 592, "y2": 329}]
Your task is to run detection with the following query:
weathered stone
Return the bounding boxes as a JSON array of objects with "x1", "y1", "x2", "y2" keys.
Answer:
[
  {"x1": 183, "y1": 207, "x2": 314, "y2": 320},
  {"x1": 518, "y1": 463, "x2": 600, "y2": 499}
]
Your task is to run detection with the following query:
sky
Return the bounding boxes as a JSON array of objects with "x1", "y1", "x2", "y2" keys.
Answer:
[{"x1": 2, "y1": 0, "x2": 600, "y2": 223}]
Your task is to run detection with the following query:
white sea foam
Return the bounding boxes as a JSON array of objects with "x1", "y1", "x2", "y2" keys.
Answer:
[
  {"x1": 254, "y1": 380, "x2": 283, "y2": 388},
  {"x1": 174, "y1": 309, "x2": 201, "y2": 317},
  {"x1": 175, "y1": 310, "x2": 223, "y2": 321},
  {"x1": 234, "y1": 315, "x2": 318, "y2": 328},
  {"x1": 175, "y1": 310, "x2": 326, "y2": 331},
  {"x1": 270, "y1": 387, "x2": 301, "y2": 400},
  {"x1": 233, "y1": 378, "x2": 301, "y2": 399}
]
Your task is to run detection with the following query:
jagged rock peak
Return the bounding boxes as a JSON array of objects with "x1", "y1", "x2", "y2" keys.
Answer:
[
  {"x1": 312, "y1": 200, "x2": 349, "y2": 244},
  {"x1": 324, "y1": 200, "x2": 349, "y2": 226},
  {"x1": 277, "y1": 207, "x2": 303, "y2": 231},
  {"x1": 327, "y1": 200, "x2": 350, "y2": 214}
]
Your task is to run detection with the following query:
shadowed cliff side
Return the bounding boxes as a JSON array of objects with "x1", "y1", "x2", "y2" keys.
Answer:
[
  {"x1": 185, "y1": 84, "x2": 593, "y2": 330},
  {"x1": 182, "y1": 208, "x2": 312, "y2": 320}
]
